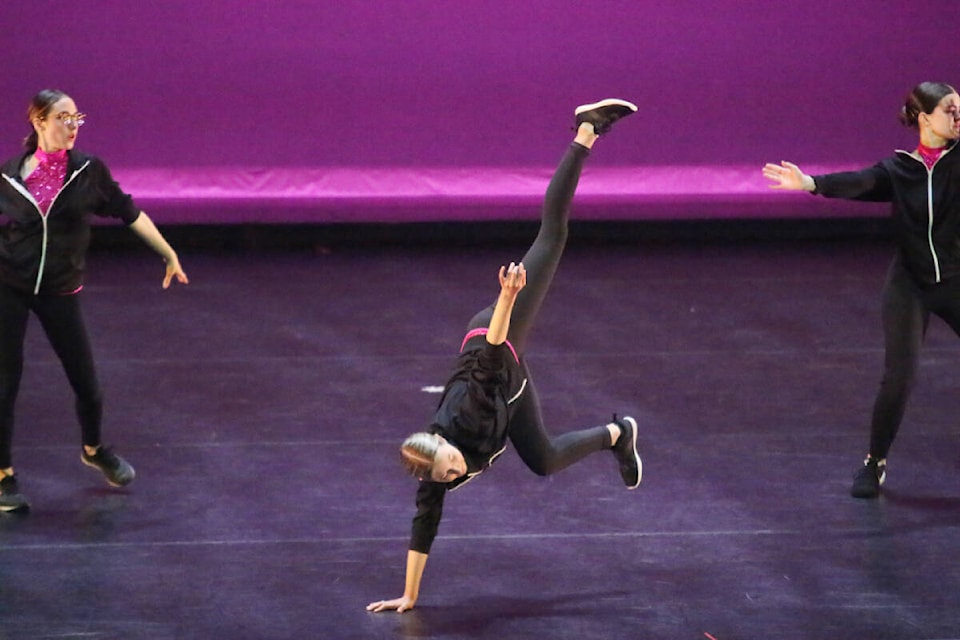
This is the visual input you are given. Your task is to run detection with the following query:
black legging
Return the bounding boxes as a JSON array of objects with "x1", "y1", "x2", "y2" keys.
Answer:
[
  {"x1": 0, "y1": 283, "x2": 103, "y2": 468},
  {"x1": 465, "y1": 142, "x2": 611, "y2": 475},
  {"x1": 869, "y1": 253, "x2": 960, "y2": 459}
]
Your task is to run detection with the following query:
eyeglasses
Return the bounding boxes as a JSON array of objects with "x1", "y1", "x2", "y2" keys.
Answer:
[{"x1": 53, "y1": 112, "x2": 86, "y2": 128}]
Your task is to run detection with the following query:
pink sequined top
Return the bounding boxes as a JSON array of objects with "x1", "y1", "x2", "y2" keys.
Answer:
[
  {"x1": 917, "y1": 143, "x2": 946, "y2": 170},
  {"x1": 25, "y1": 148, "x2": 68, "y2": 214}
]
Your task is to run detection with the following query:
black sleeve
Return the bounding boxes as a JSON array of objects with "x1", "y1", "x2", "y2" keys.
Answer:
[
  {"x1": 465, "y1": 343, "x2": 513, "y2": 406},
  {"x1": 410, "y1": 480, "x2": 447, "y2": 554},
  {"x1": 475, "y1": 342, "x2": 512, "y2": 375},
  {"x1": 89, "y1": 158, "x2": 142, "y2": 224},
  {"x1": 811, "y1": 162, "x2": 894, "y2": 203}
]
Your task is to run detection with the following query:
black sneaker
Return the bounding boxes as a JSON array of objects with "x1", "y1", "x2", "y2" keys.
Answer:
[
  {"x1": 574, "y1": 98, "x2": 638, "y2": 135},
  {"x1": 0, "y1": 474, "x2": 30, "y2": 513},
  {"x1": 611, "y1": 415, "x2": 642, "y2": 489},
  {"x1": 81, "y1": 446, "x2": 136, "y2": 487},
  {"x1": 850, "y1": 456, "x2": 886, "y2": 499}
]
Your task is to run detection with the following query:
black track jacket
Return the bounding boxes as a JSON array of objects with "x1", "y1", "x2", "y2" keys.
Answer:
[
  {"x1": 410, "y1": 338, "x2": 527, "y2": 554},
  {"x1": 812, "y1": 141, "x2": 960, "y2": 285},
  {"x1": 0, "y1": 149, "x2": 140, "y2": 295}
]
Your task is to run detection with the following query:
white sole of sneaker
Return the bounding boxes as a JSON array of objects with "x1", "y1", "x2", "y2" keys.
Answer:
[
  {"x1": 623, "y1": 416, "x2": 642, "y2": 489},
  {"x1": 574, "y1": 98, "x2": 639, "y2": 115}
]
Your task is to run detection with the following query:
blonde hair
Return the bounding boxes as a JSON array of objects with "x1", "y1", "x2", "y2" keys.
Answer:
[{"x1": 400, "y1": 432, "x2": 439, "y2": 478}]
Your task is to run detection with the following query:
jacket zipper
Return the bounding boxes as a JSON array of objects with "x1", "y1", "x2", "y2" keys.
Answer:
[
  {"x1": 449, "y1": 445, "x2": 506, "y2": 492},
  {"x1": 896, "y1": 146, "x2": 955, "y2": 283},
  {"x1": 1, "y1": 161, "x2": 90, "y2": 294},
  {"x1": 449, "y1": 376, "x2": 526, "y2": 492},
  {"x1": 927, "y1": 167, "x2": 939, "y2": 282}
]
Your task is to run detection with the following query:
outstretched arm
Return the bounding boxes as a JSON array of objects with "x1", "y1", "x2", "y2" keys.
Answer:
[
  {"x1": 367, "y1": 550, "x2": 429, "y2": 613},
  {"x1": 486, "y1": 262, "x2": 526, "y2": 346},
  {"x1": 128, "y1": 212, "x2": 189, "y2": 289},
  {"x1": 762, "y1": 161, "x2": 816, "y2": 192}
]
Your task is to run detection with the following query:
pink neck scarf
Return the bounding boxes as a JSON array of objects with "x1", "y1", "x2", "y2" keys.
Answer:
[
  {"x1": 917, "y1": 142, "x2": 946, "y2": 170},
  {"x1": 34, "y1": 147, "x2": 68, "y2": 165}
]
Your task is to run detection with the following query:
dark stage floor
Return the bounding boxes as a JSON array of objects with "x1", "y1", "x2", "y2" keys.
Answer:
[{"x1": 1, "y1": 234, "x2": 958, "y2": 639}]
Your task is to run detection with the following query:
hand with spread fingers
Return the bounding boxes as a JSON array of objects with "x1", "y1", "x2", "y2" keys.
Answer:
[{"x1": 761, "y1": 161, "x2": 815, "y2": 191}]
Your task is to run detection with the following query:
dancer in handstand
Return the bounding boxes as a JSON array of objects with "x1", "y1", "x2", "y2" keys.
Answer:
[{"x1": 368, "y1": 98, "x2": 641, "y2": 613}]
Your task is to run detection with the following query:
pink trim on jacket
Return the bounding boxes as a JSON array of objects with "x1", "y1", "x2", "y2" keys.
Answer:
[{"x1": 460, "y1": 328, "x2": 520, "y2": 363}]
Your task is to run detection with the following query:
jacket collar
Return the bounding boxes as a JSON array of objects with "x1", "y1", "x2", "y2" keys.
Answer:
[{"x1": 2, "y1": 148, "x2": 90, "y2": 179}]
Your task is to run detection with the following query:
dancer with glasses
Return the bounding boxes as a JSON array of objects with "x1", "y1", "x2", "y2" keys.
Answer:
[
  {"x1": 0, "y1": 89, "x2": 189, "y2": 513},
  {"x1": 367, "y1": 99, "x2": 642, "y2": 614}
]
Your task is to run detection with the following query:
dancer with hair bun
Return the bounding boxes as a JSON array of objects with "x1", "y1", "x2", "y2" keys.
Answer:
[
  {"x1": 763, "y1": 81, "x2": 960, "y2": 499},
  {"x1": 367, "y1": 99, "x2": 642, "y2": 614}
]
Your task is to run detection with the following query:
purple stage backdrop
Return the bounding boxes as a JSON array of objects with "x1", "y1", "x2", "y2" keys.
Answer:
[{"x1": 2, "y1": 1, "x2": 954, "y2": 224}]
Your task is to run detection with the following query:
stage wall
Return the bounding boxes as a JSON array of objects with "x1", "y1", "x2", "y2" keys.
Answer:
[{"x1": 2, "y1": 1, "x2": 953, "y2": 224}]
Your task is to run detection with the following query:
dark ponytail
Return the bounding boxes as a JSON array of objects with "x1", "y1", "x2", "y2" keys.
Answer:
[
  {"x1": 899, "y1": 82, "x2": 957, "y2": 129},
  {"x1": 23, "y1": 89, "x2": 68, "y2": 150}
]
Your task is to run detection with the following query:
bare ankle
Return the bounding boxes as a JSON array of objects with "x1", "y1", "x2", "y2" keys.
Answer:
[
  {"x1": 574, "y1": 123, "x2": 599, "y2": 148},
  {"x1": 606, "y1": 423, "x2": 620, "y2": 446}
]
